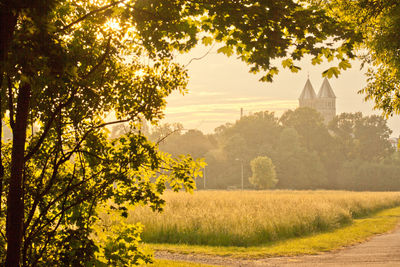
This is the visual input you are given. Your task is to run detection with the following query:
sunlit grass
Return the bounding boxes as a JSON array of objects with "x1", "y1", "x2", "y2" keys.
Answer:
[
  {"x1": 99, "y1": 190, "x2": 400, "y2": 247},
  {"x1": 141, "y1": 259, "x2": 215, "y2": 267},
  {"x1": 149, "y1": 206, "x2": 400, "y2": 258}
]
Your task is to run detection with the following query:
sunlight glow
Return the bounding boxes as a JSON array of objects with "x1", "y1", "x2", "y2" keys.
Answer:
[
  {"x1": 103, "y1": 18, "x2": 122, "y2": 32},
  {"x1": 134, "y1": 69, "x2": 146, "y2": 78}
]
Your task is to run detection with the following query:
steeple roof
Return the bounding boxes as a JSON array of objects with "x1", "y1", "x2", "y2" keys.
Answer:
[
  {"x1": 299, "y1": 78, "x2": 317, "y2": 100},
  {"x1": 317, "y1": 78, "x2": 336, "y2": 98}
]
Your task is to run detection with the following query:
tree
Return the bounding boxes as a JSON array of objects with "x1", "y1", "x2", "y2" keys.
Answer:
[
  {"x1": 0, "y1": 0, "x2": 359, "y2": 265},
  {"x1": 328, "y1": 112, "x2": 363, "y2": 160},
  {"x1": 151, "y1": 126, "x2": 215, "y2": 159},
  {"x1": 273, "y1": 128, "x2": 327, "y2": 189},
  {"x1": 279, "y1": 108, "x2": 340, "y2": 186},
  {"x1": 329, "y1": 112, "x2": 393, "y2": 161},
  {"x1": 0, "y1": 1, "x2": 201, "y2": 265},
  {"x1": 223, "y1": 111, "x2": 281, "y2": 156},
  {"x1": 315, "y1": 1, "x2": 400, "y2": 116},
  {"x1": 354, "y1": 115, "x2": 394, "y2": 160},
  {"x1": 337, "y1": 160, "x2": 400, "y2": 191},
  {"x1": 280, "y1": 107, "x2": 332, "y2": 153},
  {"x1": 353, "y1": 1, "x2": 400, "y2": 116},
  {"x1": 213, "y1": 112, "x2": 281, "y2": 189},
  {"x1": 249, "y1": 156, "x2": 277, "y2": 189}
]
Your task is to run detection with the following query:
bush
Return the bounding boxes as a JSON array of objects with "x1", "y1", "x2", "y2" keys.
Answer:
[
  {"x1": 249, "y1": 156, "x2": 277, "y2": 189},
  {"x1": 337, "y1": 160, "x2": 400, "y2": 191}
]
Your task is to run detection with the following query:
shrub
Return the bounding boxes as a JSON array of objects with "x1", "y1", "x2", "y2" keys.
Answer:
[{"x1": 249, "y1": 156, "x2": 277, "y2": 189}]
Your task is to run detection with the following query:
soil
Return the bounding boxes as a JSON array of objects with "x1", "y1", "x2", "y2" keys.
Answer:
[{"x1": 155, "y1": 225, "x2": 400, "y2": 266}]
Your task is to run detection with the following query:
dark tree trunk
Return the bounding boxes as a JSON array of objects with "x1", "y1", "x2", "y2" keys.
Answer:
[
  {"x1": 1, "y1": 5, "x2": 23, "y2": 266},
  {"x1": 5, "y1": 82, "x2": 31, "y2": 267},
  {"x1": 0, "y1": 74, "x2": 4, "y2": 217},
  {"x1": 0, "y1": 5, "x2": 17, "y2": 63}
]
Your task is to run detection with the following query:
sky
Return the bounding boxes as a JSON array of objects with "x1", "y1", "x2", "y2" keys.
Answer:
[{"x1": 161, "y1": 45, "x2": 400, "y2": 137}]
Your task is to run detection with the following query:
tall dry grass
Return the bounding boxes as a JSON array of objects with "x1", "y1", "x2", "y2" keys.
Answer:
[{"x1": 100, "y1": 190, "x2": 400, "y2": 246}]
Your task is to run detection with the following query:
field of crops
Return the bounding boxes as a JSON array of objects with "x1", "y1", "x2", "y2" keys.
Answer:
[{"x1": 99, "y1": 190, "x2": 400, "y2": 247}]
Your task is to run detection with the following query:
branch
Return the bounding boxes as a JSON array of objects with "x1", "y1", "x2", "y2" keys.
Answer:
[
  {"x1": 24, "y1": 92, "x2": 75, "y2": 161},
  {"x1": 24, "y1": 116, "x2": 142, "y2": 247},
  {"x1": 30, "y1": 196, "x2": 89, "y2": 265},
  {"x1": 0, "y1": 229, "x2": 6, "y2": 243},
  {"x1": 25, "y1": 37, "x2": 112, "y2": 162},
  {"x1": 82, "y1": 36, "x2": 112, "y2": 79},
  {"x1": 58, "y1": 118, "x2": 132, "y2": 165},
  {"x1": 95, "y1": 118, "x2": 132, "y2": 129},
  {"x1": 156, "y1": 128, "x2": 181, "y2": 145},
  {"x1": 25, "y1": 164, "x2": 80, "y2": 241},
  {"x1": 26, "y1": 166, "x2": 79, "y2": 264},
  {"x1": 78, "y1": 150, "x2": 109, "y2": 162},
  {"x1": 184, "y1": 43, "x2": 215, "y2": 68},
  {"x1": 23, "y1": 152, "x2": 53, "y2": 234},
  {"x1": 27, "y1": 172, "x2": 107, "y2": 243},
  {"x1": 59, "y1": 1, "x2": 126, "y2": 32},
  {"x1": 26, "y1": 180, "x2": 86, "y2": 244}
]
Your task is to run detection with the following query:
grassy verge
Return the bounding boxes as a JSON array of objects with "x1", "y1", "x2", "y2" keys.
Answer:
[
  {"x1": 120, "y1": 191, "x2": 400, "y2": 247},
  {"x1": 141, "y1": 259, "x2": 215, "y2": 266},
  {"x1": 149, "y1": 206, "x2": 400, "y2": 259}
]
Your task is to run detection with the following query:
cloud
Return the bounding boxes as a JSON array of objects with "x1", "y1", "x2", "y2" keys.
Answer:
[
  {"x1": 165, "y1": 98, "x2": 297, "y2": 116},
  {"x1": 192, "y1": 91, "x2": 226, "y2": 97}
]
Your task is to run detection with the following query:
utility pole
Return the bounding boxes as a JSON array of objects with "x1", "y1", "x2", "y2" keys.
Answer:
[
  {"x1": 241, "y1": 161, "x2": 243, "y2": 190},
  {"x1": 236, "y1": 158, "x2": 244, "y2": 190},
  {"x1": 203, "y1": 166, "x2": 206, "y2": 189}
]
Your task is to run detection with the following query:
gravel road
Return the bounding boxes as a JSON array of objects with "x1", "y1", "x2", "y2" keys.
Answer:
[{"x1": 155, "y1": 225, "x2": 400, "y2": 266}]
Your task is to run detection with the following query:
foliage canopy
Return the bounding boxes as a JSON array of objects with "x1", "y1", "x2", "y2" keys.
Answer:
[
  {"x1": 157, "y1": 108, "x2": 397, "y2": 191},
  {"x1": 315, "y1": 0, "x2": 400, "y2": 116},
  {"x1": 0, "y1": 0, "x2": 374, "y2": 265}
]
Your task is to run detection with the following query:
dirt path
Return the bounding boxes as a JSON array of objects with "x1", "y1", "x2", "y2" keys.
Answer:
[{"x1": 155, "y1": 225, "x2": 400, "y2": 266}]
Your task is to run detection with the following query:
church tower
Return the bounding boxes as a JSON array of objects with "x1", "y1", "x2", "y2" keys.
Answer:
[
  {"x1": 298, "y1": 77, "x2": 336, "y2": 123},
  {"x1": 298, "y1": 78, "x2": 317, "y2": 109},
  {"x1": 316, "y1": 78, "x2": 336, "y2": 123}
]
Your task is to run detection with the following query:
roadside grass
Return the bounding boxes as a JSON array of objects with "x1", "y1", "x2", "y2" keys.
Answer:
[
  {"x1": 141, "y1": 259, "x2": 215, "y2": 266},
  {"x1": 149, "y1": 206, "x2": 400, "y2": 259},
  {"x1": 119, "y1": 190, "x2": 400, "y2": 247},
  {"x1": 96, "y1": 190, "x2": 400, "y2": 263}
]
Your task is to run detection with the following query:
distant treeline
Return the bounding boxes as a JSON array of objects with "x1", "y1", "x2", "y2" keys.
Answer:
[{"x1": 115, "y1": 108, "x2": 400, "y2": 191}]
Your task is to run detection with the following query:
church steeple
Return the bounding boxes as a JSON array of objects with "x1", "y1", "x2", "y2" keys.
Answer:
[
  {"x1": 298, "y1": 77, "x2": 336, "y2": 124},
  {"x1": 299, "y1": 78, "x2": 317, "y2": 110},
  {"x1": 299, "y1": 78, "x2": 317, "y2": 100},
  {"x1": 316, "y1": 78, "x2": 336, "y2": 123},
  {"x1": 317, "y1": 77, "x2": 336, "y2": 99}
]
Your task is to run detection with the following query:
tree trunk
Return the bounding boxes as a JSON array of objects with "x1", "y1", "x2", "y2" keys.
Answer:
[
  {"x1": 0, "y1": 74, "x2": 4, "y2": 217},
  {"x1": 0, "y1": 6, "x2": 17, "y2": 63},
  {"x1": 5, "y1": 82, "x2": 31, "y2": 267}
]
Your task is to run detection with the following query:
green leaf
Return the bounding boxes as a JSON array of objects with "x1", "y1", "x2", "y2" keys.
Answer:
[
  {"x1": 311, "y1": 55, "x2": 323, "y2": 65},
  {"x1": 323, "y1": 67, "x2": 340, "y2": 78},
  {"x1": 260, "y1": 74, "x2": 273, "y2": 82},
  {"x1": 281, "y1": 58, "x2": 293, "y2": 69},
  {"x1": 290, "y1": 65, "x2": 301, "y2": 73},
  {"x1": 321, "y1": 48, "x2": 331, "y2": 58},
  {"x1": 201, "y1": 36, "x2": 213, "y2": 46},
  {"x1": 268, "y1": 67, "x2": 279, "y2": 76},
  {"x1": 217, "y1": 46, "x2": 234, "y2": 57},
  {"x1": 338, "y1": 60, "x2": 352, "y2": 70}
]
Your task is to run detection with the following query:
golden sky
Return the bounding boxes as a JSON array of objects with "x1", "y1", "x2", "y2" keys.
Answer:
[{"x1": 163, "y1": 45, "x2": 400, "y2": 136}]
